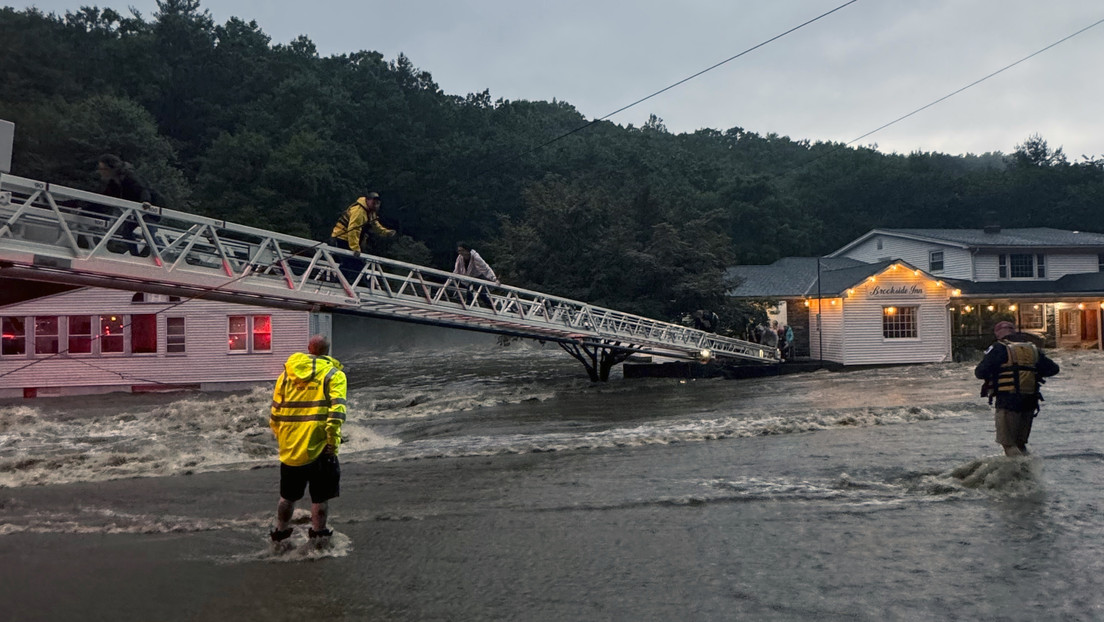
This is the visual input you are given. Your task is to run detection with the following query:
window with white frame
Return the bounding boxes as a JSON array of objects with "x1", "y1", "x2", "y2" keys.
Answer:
[
  {"x1": 1019, "y1": 304, "x2": 1045, "y2": 330},
  {"x1": 34, "y1": 316, "x2": 59, "y2": 355},
  {"x1": 929, "y1": 251, "x2": 944, "y2": 272},
  {"x1": 166, "y1": 317, "x2": 186, "y2": 354},
  {"x1": 99, "y1": 315, "x2": 125, "y2": 353},
  {"x1": 68, "y1": 315, "x2": 93, "y2": 354},
  {"x1": 132, "y1": 314, "x2": 157, "y2": 354},
  {"x1": 1, "y1": 316, "x2": 26, "y2": 356},
  {"x1": 228, "y1": 315, "x2": 272, "y2": 353},
  {"x1": 882, "y1": 306, "x2": 918, "y2": 339},
  {"x1": 1000, "y1": 253, "x2": 1044, "y2": 279}
]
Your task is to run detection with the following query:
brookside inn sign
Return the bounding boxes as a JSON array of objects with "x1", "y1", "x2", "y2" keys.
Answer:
[{"x1": 867, "y1": 283, "x2": 926, "y2": 298}]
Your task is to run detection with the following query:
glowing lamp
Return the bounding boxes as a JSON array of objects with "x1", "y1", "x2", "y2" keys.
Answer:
[
  {"x1": 952, "y1": 289, "x2": 961, "y2": 297},
  {"x1": 1009, "y1": 304, "x2": 1017, "y2": 311},
  {"x1": 987, "y1": 305, "x2": 995, "y2": 312},
  {"x1": 1078, "y1": 303, "x2": 1085, "y2": 310},
  {"x1": 699, "y1": 348, "x2": 713, "y2": 362}
]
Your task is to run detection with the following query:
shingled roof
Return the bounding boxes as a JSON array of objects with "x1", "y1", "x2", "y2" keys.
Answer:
[
  {"x1": 727, "y1": 257, "x2": 887, "y2": 298},
  {"x1": 830, "y1": 227, "x2": 1104, "y2": 256}
]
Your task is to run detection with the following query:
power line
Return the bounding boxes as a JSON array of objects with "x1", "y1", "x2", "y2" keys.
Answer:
[
  {"x1": 522, "y1": 0, "x2": 861, "y2": 156},
  {"x1": 846, "y1": 15, "x2": 1104, "y2": 148}
]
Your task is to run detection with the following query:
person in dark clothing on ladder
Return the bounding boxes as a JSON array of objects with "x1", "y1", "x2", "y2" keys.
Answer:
[{"x1": 95, "y1": 154, "x2": 156, "y2": 256}]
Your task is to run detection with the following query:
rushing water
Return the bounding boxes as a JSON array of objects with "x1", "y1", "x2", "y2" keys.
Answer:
[{"x1": 0, "y1": 319, "x2": 1102, "y2": 621}]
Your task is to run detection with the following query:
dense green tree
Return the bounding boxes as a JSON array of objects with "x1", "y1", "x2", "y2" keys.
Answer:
[{"x1": 3, "y1": 4, "x2": 1104, "y2": 325}]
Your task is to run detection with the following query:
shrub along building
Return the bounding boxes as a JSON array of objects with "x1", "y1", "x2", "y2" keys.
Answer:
[
  {"x1": 728, "y1": 227, "x2": 1104, "y2": 365},
  {"x1": 0, "y1": 278, "x2": 330, "y2": 398}
]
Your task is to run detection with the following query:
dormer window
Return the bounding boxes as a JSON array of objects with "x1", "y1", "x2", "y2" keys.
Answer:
[{"x1": 999, "y1": 253, "x2": 1045, "y2": 279}]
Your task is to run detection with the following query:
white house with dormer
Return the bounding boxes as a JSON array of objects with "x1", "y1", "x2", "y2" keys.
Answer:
[{"x1": 728, "y1": 227, "x2": 1104, "y2": 365}]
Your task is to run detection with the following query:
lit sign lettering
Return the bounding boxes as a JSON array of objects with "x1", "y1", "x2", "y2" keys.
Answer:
[{"x1": 868, "y1": 284, "x2": 925, "y2": 298}]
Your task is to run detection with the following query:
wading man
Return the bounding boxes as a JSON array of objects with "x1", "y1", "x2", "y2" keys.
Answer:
[
  {"x1": 974, "y1": 320, "x2": 1059, "y2": 456},
  {"x1": 269, "y1": 335, "x2": 346, "y2": 545}
]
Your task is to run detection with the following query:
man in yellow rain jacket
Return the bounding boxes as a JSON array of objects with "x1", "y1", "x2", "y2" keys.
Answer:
[
  {"x1": 329, "y1": 191, "x2": 395, "y2": 255},
  {"x1": 269, "y1": 335, "x2": 347, "y2": 544}
]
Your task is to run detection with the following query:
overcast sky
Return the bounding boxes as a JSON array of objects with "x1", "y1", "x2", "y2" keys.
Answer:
[{"x1": 11, "y1": 1, "x2": 1104, "y2": 158}]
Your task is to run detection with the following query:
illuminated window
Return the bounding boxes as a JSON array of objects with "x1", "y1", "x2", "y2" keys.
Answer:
[
  {"x1": 34, "y1": 316, "x2": 59, "y2": 354},
  {"x1": 1019, "y1": 305, "x2": 1045, "y2": 330},
  {"x1": 228, "y1": 316, "x2": 248, "y2": 351},
  {"x1": 882, "y1": 306, "x2": 918, "y2": 339},
  {"x1": 228, "y1": 315, "x2": 271, "y2": 353},
  {"x1": 1, "y1": 316, "x2": 26, "y2": 356},
  {"x1": 68, "y1": 316, "x2": 93, "y2": 354},
  {"x1": 167, "y1": 317, "x2": 186, "y2": 354},
  {"x1": 253, "y1": 315, "x2": 272, "y2": 352},
  {"x1": 100, "y1": 315, "x2": 125, "y2": 353},
  {"x1": 132, "y1": 314, "x2": 157, "y2": 354}
]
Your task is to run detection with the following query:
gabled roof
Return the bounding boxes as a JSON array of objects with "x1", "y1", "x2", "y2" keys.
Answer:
[
  {"x1": 725, "y1": 257, "x2": 866, "y2": 297},
  {"x1": 727, "y1": 257, "x2": 937, "y2": 298},
  {"x1": 829, "y1": 227, "x2": 1104, "y2": 257}
]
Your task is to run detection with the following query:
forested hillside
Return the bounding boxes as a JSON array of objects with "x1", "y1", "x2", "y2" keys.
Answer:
[{"x1": 3, "y1": 1, "x2": 1103, "y2": 327}]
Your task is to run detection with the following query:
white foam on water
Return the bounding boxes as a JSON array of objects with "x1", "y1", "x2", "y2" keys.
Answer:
[
  {"x1": 944, "y1": 455, "x2": 1045, "y2": 496},
  {"x1": 0, "y1": 386, "x2": 401, "y2": 488},
  {"x1": 362, "y1": 403, "x2": 975, "y2": 463}
]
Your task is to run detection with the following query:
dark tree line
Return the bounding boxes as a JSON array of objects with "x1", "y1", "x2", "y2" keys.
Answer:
[{"x1": 3, "y1": 1, "x2": 1103, "y2": 332}]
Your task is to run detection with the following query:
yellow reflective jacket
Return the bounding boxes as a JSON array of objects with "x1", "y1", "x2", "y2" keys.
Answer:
[
  {"x1": 330, "y1": 197, "x2": 395, "y2": 253},
  {"x1": 270, "y1": 352, "x2": 347, "y2": 466}
]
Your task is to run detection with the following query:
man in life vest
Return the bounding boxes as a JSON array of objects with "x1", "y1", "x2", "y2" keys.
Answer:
[
  {"x1": 327, "y1": 192, "x2": 396, "y2": 283},
  {"x1": 269, "y1": 335, "x2": 347, "y2": 545},
  {"x1": 329, "y1": 191, "x2": 395, "y2": 255},
  {"x1": 974, "y1": 320, "x2": 1059, "y2": 456}
]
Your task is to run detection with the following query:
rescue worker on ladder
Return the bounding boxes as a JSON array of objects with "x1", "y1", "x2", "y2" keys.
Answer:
[
  {"x1": 326, "y1": 192, "x2": 396, "y2": 283},
  {"x1": 269, "y1": 335, "x2": 347, "y2": 546},
  {"x1": 974, "y1": 320, "x2": 1059, "y2": 456}
]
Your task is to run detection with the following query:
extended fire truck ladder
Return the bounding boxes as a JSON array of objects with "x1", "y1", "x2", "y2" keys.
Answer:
[{"x1": 0, "y1": 174, "x2": 779, "y2": 380}]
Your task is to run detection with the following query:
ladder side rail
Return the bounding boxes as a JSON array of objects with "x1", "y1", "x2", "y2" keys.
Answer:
[{"x1": 0, "y1": 189, "x2": 45, "y2": 240}]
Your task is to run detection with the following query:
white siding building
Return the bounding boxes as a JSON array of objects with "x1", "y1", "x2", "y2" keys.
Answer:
[
  {"x1": 729, "y1": 227, "x2": 1104, "y2": 366},
  {"x1": 0, "y1": 281, "x2": 329, "y2": 398}
]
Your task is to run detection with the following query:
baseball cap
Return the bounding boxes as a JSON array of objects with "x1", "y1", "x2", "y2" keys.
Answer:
[{"x1": 993, "y1": 320, "x2": 1016, "y2": 335}]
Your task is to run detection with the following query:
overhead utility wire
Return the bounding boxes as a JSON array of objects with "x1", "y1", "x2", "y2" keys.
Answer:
[
  {"x1": 0, "y1": 2, "x2": 862, "y2": 382},
  {"x1": 845, "y1": 15, "x2": 1104, "y2": 148},
  {"x1": 521, "y1": 0, "x2": 861, "y2": 156}
]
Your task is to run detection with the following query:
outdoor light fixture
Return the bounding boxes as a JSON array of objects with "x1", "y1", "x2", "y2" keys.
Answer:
[
  {"x1": 1009, "y1": 304, "x2": 1017, "y2": 311},
  {"x1": 952, "y1": 289, "x2": 961, "y2": 296},
  {"x1": 987, "y1": 305, "x2": 995, "y2": 311},
  {"x1": 699, "y1": 348, "x2": 713, "y2": 362},
  {"x1": 1078, "y1": 303, "x2": 1085, "y2": 310}
]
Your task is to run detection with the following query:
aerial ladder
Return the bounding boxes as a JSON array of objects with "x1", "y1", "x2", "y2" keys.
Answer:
[{"x1": 0, "y1": 173, "x2": 780, "y2": 380}]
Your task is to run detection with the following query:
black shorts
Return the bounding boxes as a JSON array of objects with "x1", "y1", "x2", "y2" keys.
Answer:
[{"x1": 280, "y1": 454, "x2": 340, "y2": 503}]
